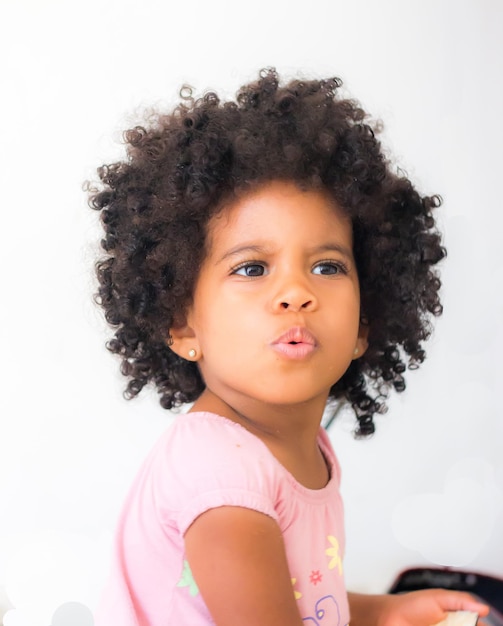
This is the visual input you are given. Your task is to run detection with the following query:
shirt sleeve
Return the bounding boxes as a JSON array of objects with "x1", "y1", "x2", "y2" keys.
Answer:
[{"x1": 150, "y1": 413, "x2": 281, "y2": 536}]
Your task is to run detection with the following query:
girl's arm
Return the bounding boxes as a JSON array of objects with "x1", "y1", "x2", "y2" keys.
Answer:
[
  {"x1": 348, "y1": 590, "x2": 489, "y2": 626},
  {"x1": 184, "y1": 505, "x2": 305, "y2": 626}
]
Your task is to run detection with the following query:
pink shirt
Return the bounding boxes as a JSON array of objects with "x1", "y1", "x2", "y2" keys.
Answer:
[{"x1": 95, "y1": 412, "x2": 349, "y2": 625}]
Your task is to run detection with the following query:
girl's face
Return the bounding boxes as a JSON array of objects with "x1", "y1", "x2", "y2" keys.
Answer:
[{"x1": 173, "y1": 180, "x2": 367, "y2": 413}]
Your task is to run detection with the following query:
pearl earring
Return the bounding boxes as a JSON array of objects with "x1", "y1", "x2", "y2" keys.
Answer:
[
  {"x1": 354, "y1": 347, "x2": 359, "y2": 356},
  {"x1": 188, "y1": 349, "x2": 197, "y2": 359}
]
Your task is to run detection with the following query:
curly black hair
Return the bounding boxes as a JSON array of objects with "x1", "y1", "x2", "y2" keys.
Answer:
[{"x1": 88, "y1": 68, "x2": 445, "y2": 437}]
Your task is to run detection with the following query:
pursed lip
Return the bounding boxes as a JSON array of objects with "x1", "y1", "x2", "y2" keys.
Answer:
[{"x1": 271, "y1": 326, "x2": 317, "y2": 359}]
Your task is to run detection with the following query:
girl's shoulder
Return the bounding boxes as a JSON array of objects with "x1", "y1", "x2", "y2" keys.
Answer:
[
  {"x1": 150, "y1": 410, "x2": 282, "y2": 486},
  {"x1": 161, "y1": 411, "x2": 338, "y2": 477},
  {"x1": 155, "y1": 412, "x2": 341, "y2": 496},
  {"x1": 160, "y1": 410, "x2": 270, "y2": 458},
  {"x1": 149, "y1": 411, "x2": 284, "y2": 533}
]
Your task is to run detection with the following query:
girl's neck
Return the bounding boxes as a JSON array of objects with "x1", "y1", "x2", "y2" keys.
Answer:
[{"x1": 190, "y1": 388, "x2": 330, "y2": 489}]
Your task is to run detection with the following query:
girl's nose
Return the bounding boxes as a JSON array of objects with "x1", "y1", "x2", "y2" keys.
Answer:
[
  {"x1": 278, "y1": 298, "x2": 315, "y2": 312},
  {"x1": 272, "y1": 280, "x2": 318, "y2": 313}
]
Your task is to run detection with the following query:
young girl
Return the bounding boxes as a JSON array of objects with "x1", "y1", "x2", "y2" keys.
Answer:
[{"x1": 89, "y1": 69, "x2": 489, "y2": 626}]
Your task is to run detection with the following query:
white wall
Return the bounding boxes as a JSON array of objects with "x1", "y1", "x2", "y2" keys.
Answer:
[{"x1": 1, "y1": 0, "x2": 502, "y2": 623}]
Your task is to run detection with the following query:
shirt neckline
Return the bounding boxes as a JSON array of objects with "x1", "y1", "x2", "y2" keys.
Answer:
[{"x1": 185, "y1": 411, "x2": 339, "y2": 500}]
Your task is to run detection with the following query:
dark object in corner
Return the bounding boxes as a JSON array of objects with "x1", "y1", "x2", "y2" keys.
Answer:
[{"x1": 389, "y1": 567, "x2": 503, "y2": 625}]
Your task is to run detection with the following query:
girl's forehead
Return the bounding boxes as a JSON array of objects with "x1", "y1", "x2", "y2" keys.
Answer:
[
  {"x1": 207, "y1": 180, "x2": 352, "y2": 239},
  {"x1": 207, "y1": 181, "x2": 352, "y2": 250}
]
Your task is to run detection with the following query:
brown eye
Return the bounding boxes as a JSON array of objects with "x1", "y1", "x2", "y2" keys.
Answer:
[
  {"x1": 312, "y1": 261, "x2": 347, "y2": 276},
  {"x1": 233, "y1": 263, "x2": 266, "y2": 277}
]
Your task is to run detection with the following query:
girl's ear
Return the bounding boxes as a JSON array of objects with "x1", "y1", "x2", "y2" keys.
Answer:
[
  {"x1": 352, "y1": 322, "x2": 369, "y2": 360},
  {"x1": 167, "y1": 318, "x2": 201, "y2": 362}
]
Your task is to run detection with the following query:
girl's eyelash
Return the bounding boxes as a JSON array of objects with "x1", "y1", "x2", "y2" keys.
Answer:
[
  {"x1": 312, "y1": 259, "x2": 349, "y2": 275},
  {"x1": 230, "y1": 261, "x2": 267, "y2": 276}
]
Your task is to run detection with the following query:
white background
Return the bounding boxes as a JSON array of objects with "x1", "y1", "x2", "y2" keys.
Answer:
[{"x1": 1, "y1": 0, "x2": 502, "y2": 623}]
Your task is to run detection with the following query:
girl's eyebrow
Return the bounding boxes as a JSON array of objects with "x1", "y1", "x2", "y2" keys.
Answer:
[
  {"x1": 311, "y1": 243, "x2": 354, "y2": 261},
  {"x1": 217, "y1": 244, "x2": 266, "y2": 264},
  {"x1": 217, "y1": 242, "x2": 354, "y2": 264}
]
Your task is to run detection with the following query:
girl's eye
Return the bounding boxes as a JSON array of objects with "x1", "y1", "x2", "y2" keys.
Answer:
[
  {"x1": 312, "y1": 261, "x2": 348, "y2": 276},
  {"x1": 232, "y1": 263, "x2": 266, "y2": 277}
]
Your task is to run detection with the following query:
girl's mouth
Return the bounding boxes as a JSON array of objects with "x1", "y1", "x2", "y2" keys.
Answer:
[{"x1": 271, "y1": 327, "x2": 317, "y2": 359}]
